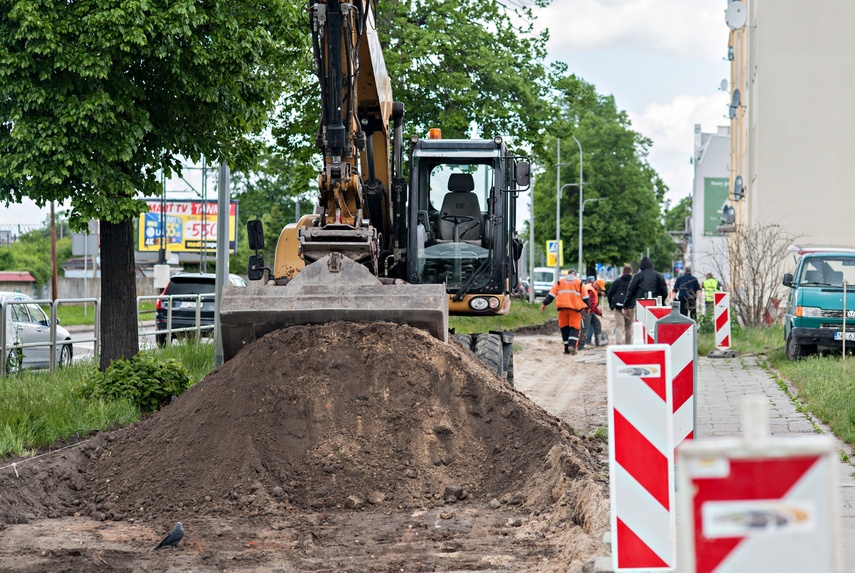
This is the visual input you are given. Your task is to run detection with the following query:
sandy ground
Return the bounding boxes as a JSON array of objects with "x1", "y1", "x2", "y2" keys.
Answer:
[{"x1": 0, "y1": 325, "x2": 611, "y2": 572}]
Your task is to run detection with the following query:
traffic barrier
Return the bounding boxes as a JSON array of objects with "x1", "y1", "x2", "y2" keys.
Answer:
[
  {"x1": 646, "y1": 306, "x2": 671, "y2": 345},
  {"x1": 635, "y1": 298, "x2": 657, "y2": 344},
  {"x1": 714, "y1": 292, "x2": 731, "y2": 349},
  {"x1": 608, "y1": 344, "x2": 675, "y2": 570},
  {"x1": 655, "y1": 301, "x2": 697, "y2": 450},
  {"x1": 677, "y1": 396, "x2": 842, "y2": 573}
]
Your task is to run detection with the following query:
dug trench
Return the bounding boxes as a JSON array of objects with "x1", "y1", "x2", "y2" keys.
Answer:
[{"x1": 0, "y1": 322, "x2": 610, "y2": 572}]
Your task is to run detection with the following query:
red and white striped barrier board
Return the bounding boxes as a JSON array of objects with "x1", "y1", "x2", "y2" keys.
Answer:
[
  {"x1": 608, "y1": 345, "x2": 675, "y2": 570},
  {"x1": 714, "y1": 292, "x2": 731, "y2": 349},
  {"x1": 655, "y1": 304, "x2": 697, "y2": 449},
  {"x1": 678, "y1": 435, "x2": 841, "y2": 573},
  {"x1": 635, "y1": 298, "x2": 657, "y2": 344},
  {"x1": 646, "y1": 306, "x2": 671, "y2": 345}
]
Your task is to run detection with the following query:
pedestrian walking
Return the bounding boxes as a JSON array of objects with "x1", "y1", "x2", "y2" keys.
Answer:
[
  {"x1": 703, "y1": 272, "x2": 721, "y2": 315},
  {"x1": 540, "y1": 269, "x2": 590, "y2": 355},
  {"x1": 672, "y1": 266, "x2": 701, "y2": 319},
  {"x1": 625, "y1": 255, "x2": 669, "y2": 311},
  {"x1": 607, "y1": 265, "x2": 634, "y2": 344},
  {"x1": 579, "y1": 276, "x2": 603, "y2": 350}
]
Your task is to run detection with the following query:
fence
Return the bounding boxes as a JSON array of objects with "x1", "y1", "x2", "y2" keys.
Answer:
[{"x1": 1, "y1": 295, "x2": 213, "y2": 376}]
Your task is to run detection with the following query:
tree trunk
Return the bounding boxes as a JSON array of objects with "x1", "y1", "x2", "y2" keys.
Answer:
[{"x1": 100, "y1": 218, "x2": 139, "y2": 371}]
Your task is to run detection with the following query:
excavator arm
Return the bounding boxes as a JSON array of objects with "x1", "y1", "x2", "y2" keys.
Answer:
[{"x1": 218, "y1": 0, "x2": 448, "y2": 362}]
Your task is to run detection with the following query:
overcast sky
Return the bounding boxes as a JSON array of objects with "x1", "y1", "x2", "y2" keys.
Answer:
[
  {"x1": 533, "y1": 0, "x2": 731, "y2": 204},
  {"x1": 0, "y1": 0, "x2": 731, "y2": 227}
]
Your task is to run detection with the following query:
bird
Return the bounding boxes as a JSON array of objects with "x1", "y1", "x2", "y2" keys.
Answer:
[{"x1": 154, "y1": 522, "x2": 184, "y2": 550}]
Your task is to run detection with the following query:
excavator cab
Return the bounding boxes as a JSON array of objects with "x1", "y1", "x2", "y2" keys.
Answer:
[{"x1": 408, "y1": 136, "x2": 530, "y2": 316}]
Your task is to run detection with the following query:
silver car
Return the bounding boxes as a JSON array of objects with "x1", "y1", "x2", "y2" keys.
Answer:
[{"x1": 1, "y1": 292, "x2": 73, "y2": 370}]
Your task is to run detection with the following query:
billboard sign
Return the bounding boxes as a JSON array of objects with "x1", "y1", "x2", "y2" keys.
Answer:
[
  {"x1": 703, "y1": 178, "x2": 729, "y2": 235},
  {"x1": 138, "y1": 200, "x2": 238, "y2": 253}
]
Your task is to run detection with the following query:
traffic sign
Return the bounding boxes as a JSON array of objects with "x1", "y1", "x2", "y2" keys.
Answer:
[
  {"x1": 546, "y1": 240, "x2": 564, "y2": 267},
  {"x1": 678, "y1": 434, "x2": 841, "y2": 572}
]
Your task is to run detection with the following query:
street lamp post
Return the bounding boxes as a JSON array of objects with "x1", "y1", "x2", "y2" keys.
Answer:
[
  {"x1": 555, "y1": 138, "x2": 577, "y2": 282},
  {"x1": 571, "y1": 135, "x2": 584, "y2": 274}
]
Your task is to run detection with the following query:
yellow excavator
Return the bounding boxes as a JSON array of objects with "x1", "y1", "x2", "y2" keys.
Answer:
[{"x1": 220, "y1": 0, "x2": 530, "y2": 383}]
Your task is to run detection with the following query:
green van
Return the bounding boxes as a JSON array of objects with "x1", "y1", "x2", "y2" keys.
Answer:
[{"x1": 782, "y1": 246, "x2": 855, "y2": 359}]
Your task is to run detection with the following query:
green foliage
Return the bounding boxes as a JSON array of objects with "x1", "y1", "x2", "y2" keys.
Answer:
[
  {"x1": 82, "y1": 352, "x2": 191, "y2": 413},
  {"x1": 0, "y1": 0, "x2": 304, "y2": 228},
  {"x1": 769, "y1": 351, "x2": 855, "y2": 447},
  {"x1": 533, "y1": 75, "x2": 667, "y2": 274},
  {"x1": 0, "y1": 361, "x2": 138, "y2": 457},
  {"x1": 275, "y1": 0, "x2": 555, "y2": 169},
  {"x1": 0, "y1": 228, "x2": 73, "y2": 286},
  {"x1": 450, "y1": 300, "x2": 556, "y2": 334}
]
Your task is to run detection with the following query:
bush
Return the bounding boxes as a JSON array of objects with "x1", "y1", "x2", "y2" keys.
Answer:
[{"x1": 82, "y1": 352, "x2": 191, "y2": 412}]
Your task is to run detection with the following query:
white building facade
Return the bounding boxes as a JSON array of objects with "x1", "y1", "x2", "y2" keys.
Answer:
[
  {"x1": 691, "y1": 124, "x2": 731, "y2": 283},
  {"x1": 730, "y1": 0, "x2": 855, "y2": 245}
]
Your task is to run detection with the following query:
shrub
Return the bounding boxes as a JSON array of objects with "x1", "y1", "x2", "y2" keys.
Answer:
[{"x1": 82, "y1": 352, "x2": 191, "y2": 412}]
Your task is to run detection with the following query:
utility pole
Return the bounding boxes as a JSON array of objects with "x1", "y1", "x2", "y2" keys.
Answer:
[
  {"x1": 50, "y1": 202, "x2": 58, "y2": 300},
  {"x1": 571, "y1": 135, "x2": 584, "y2": 275}
]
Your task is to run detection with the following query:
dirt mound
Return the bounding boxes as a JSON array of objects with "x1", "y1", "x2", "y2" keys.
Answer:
[{"x1": 80, "y1": 322, "x2": 600, "y2": 522}]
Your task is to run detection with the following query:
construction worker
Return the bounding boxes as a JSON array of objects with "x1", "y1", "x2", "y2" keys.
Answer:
[
  {"x1": 540, "y1": 269, "x2": 590, "y2": 355},
  {"x1": 703, "y1": 272, "x2": 721, "y2": 314}
]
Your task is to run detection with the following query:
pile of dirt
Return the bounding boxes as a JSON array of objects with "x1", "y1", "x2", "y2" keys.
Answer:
[{"x1": 77, "y1": 322, "x2": 602, "y2": 522}]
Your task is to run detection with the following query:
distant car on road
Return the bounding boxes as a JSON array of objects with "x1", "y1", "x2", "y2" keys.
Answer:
[
  {"x1": 532, "y1": 267, "x2": 556, "y2": 299},
  {"x1": 155, "y1": 273, "x2": 247, "y2": 346},
  {"x1": 1, "y1": 291, "x2": 73, "y2": 370}
]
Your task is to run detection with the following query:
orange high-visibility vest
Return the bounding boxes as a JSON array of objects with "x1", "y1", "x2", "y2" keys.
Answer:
[{"x1": 549, "y1": 276, "x2": 588, "y2": 310}]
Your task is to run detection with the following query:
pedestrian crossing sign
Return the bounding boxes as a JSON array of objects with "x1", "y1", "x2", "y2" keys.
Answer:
[{"x1": 546, "y1": 240, "x2": 564, "y2": 267}]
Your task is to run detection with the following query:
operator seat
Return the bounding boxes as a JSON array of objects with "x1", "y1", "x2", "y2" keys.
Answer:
[{"x1": 437, "y1": 173, "x2": 482, "y2": 245}]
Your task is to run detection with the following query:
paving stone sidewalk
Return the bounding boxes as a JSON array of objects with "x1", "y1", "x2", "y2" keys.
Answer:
[{"x1": 697, "y1": 355, "x2": 855, "y2": 572}]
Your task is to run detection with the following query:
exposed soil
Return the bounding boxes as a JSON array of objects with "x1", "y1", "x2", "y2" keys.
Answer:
[{"x1": 0, "y1": 321, "x2": 611, "y2": 572}]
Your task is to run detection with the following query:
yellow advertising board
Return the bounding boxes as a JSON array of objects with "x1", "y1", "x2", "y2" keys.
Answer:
[{"x1": 138, "y1": 200, "x2": 238, "y2": 253}]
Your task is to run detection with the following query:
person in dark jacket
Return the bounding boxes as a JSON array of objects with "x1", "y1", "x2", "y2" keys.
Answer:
[
  {"x1": 607, "y1": 264, "x2": 634, "y2": 344},
  {"x1": 624, "y1": 256, "x2": 669, "y2": 314},
  {"x1": 672, "y1": 266, "x2": 702, "y2": 319}
]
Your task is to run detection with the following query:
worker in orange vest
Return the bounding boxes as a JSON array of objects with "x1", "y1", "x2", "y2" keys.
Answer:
[{"x1": 540, "y1": 269, "x2": 590, "y2": 355}]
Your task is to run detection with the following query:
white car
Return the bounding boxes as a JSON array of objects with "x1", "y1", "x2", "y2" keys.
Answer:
[{"x1": 1, "y1": 292, "x2": 73, "y2": 370}]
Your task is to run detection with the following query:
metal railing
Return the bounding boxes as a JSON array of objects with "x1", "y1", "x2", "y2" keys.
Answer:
[
  {"x1": 1, "y1": 298, "x2": 99, "y2": 376},
  {"x1": 0, "y1": 293, "x2": 217, "y2": 377},
  {"x1": 138, "y1": 293, "x2": 216, "y2": 347}
]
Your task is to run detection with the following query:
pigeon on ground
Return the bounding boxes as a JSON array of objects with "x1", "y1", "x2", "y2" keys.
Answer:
[{"x1": 154, "y1": 521, "x2": 184, "y2": 550}]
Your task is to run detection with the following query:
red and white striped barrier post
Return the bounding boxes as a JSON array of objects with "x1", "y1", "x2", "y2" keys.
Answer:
[
  {"x1": 646, "y1": 306, "x2": 672, "y2": 345},
  {"x1": 677, "y1": 396, "x2": 842, "y2": 573},
  {"x1": 635, "y1": 297, "x2": 657, "y2": 344},
  {"x1": 655, "y1": 301, "x2": 697, "y2": 450},
  {"x1": 714, "y1": 292, "x2": 731, "y2": 349},
  {"x1": 608, "y1": 344, "x2": 675, "y2": 570}
]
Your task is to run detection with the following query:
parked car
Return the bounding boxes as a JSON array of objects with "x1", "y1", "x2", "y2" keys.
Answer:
[
  {"x1": 1, "y1": 291, "x2": 73, "y2": 371},
  {"x1": 532, "y1": 267, "x2": 556, "y2": 299},
  {"x1": 155, "y1": 273, "x2": 247, "y2": 346},
  {"x1": 782, "y1": 245, "x2": 855, "y2": 359}
]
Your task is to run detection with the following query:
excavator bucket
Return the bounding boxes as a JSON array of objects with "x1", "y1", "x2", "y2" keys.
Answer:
[{"x1": 219, "y1": 254, "x2": 449, "y2": 362}]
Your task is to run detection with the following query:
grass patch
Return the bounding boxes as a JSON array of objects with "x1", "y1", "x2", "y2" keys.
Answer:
[
  {"x1": 697, "y1": 320, "x2": 784, "y2": 357},
  {"x1": 53, "y1": 302, "x2": 156, "y2": 327},
  {"x1": 768, "y1": 350, "x2": 855, "y2": 447},
  {"x1": 450, "y1": 299, "x2": 556, "y2": 334},
  {"x1": 0, "y1": 340, "x2": 214, "y2": 458}
]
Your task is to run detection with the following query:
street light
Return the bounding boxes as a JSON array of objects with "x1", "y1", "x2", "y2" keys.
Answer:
[
  {"x1": 555, "y1": 138, "x2": 579, "y2": 281},
  {"x1": 570, "y1": 135, "x2": 584, "y2": 273}
]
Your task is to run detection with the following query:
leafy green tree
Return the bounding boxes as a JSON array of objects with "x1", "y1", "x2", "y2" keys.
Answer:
[
  {"x1": 0, "y1": 0, "x2": 302, "y2": 369},
  {"x1": 0, "y1": 229, "x2": 70, "y2": 286},
  {"x1": 274, "y1": 0, "x2": 556, "y2": 167},
  {"x1": 532, "y1": 74, "x2": 667, "y2": 276},
  {"x1": 648, "y1": 195, "x2": 692, "y2": 275}
]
